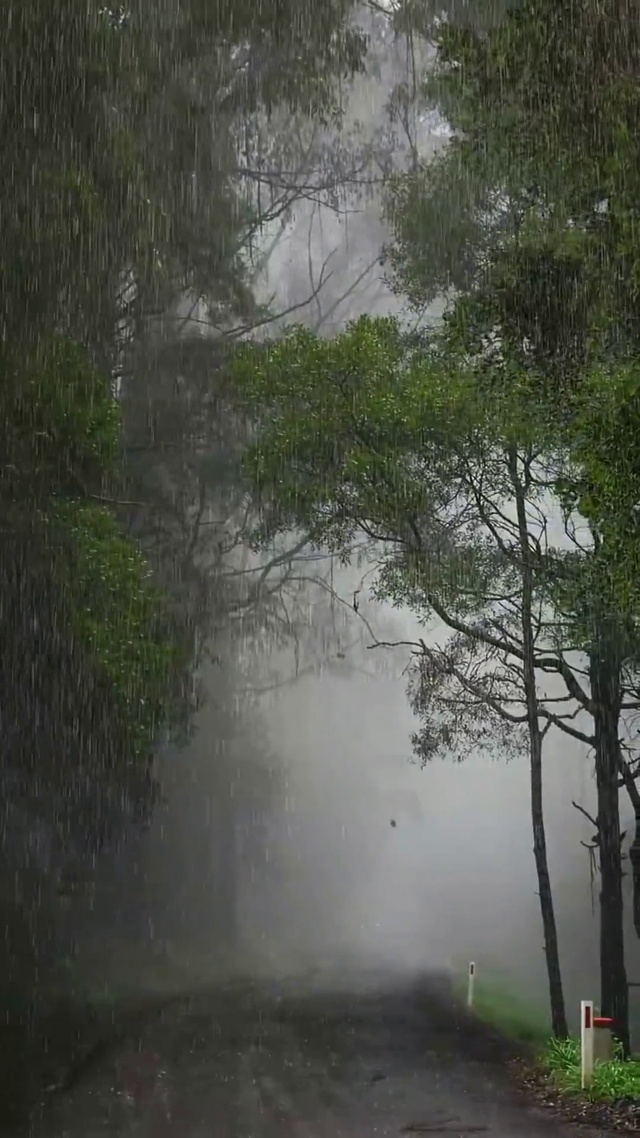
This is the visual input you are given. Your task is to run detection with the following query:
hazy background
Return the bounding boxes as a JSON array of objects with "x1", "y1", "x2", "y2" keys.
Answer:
[{"x1": 66, "y1": 0, "x2": 640, "y2": 1043}]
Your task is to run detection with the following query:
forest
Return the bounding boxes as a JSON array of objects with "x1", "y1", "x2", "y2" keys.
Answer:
[
  {"x1": 4, "y1": 0, "x2": 640, "y2": 1120},
  {"x1": 229, "y1": 0, "x2": 640, "y2": 1052}
]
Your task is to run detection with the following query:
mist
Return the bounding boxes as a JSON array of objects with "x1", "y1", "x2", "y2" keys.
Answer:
[{"x1": 62, "y1": 0, "x2": 640, "y2": 1051}]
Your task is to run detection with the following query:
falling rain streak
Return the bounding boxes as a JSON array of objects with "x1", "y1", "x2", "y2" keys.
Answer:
[{"x1": 3, "y1": 0, "x2": 640, "y2": 1134}]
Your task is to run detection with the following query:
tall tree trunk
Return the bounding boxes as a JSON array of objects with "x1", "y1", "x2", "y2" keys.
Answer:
[
  {"x1": 617, "y1": 759, "x2": 640, "y2": 947},
  {"x1": 528, "y1": 707, "x2": 568, "y2": 1037},
  {"x1": 589, "y1": 650, "x2": 630, "y2": 1056},
  {"x1": 511, "y1": 449, "x2": 568, "y2": 1038},
  {"x1": 629, "y1": 815, "x2": 640, "y2": 942}
]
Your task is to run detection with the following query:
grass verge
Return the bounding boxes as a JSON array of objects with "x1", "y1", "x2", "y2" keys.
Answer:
[
  {"x1": 451, "y1": 966, "x2": 640, "y2": 1126},
  {"x1": 450, "y1": 965, "x2": 550, "y2": 1048},
  {"x1": 543, "y1": 1035, "x2": 640, "y2": 1100},
  {"x1": 516, "y1": 1037, "x2": 640, "y2": 1130}
]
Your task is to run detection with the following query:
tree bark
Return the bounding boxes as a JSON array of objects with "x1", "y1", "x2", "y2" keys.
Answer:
[
  {"x1": 617, "y1": 757, "x2": 640, "y2": 947},
  {"x1": 511, "y1": 449, "x2": 568, "y2": 1038},
  {"x1": 528, "y1": 713, "x2": 568, "y2": 1038},
  {"x1": 590, "y1": 650, "x2": 630, "y2": 1056},
  {"x1": 629, "y1": 816, "x2": 640, "y2": 943}
]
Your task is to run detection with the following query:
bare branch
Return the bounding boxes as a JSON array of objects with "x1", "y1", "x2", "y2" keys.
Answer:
[{"x1": 572, "y1": 800, "x2": 599, "y2": 830}]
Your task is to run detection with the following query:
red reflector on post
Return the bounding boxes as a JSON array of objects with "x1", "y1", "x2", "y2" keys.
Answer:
[{"x1": 584, "y1": 1004, "x2": 592, "y2": 1029}]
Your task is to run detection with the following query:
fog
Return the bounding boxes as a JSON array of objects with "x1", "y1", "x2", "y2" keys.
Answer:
[{"x1": 73, "y1": 1, "x2": 640, "y2": 1045}]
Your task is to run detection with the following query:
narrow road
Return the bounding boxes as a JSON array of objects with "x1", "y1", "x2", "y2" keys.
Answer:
[{"x1": 30, "y1": 969, "x2": 610, "y2": 1137}]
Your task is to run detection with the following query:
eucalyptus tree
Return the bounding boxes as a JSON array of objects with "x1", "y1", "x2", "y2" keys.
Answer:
[
  {"x1": 375, "y1": 0, "x2": 640, "y2": 1047},
  {"x1": 227, "y1": 316, "x2": 572, "y2": 1035},
  {"x1": 227, "y1": 295, "x2": 640, "y2": 1054},
  {"x1": 2, "y1": 0, "x2": 371, "y2": 768},
  {"x1": 0, "y1": 0, "x2": 373, "y2": 1038},
  {"x1": 385, "y1": 0, "x2": 640, "y2": 580}
]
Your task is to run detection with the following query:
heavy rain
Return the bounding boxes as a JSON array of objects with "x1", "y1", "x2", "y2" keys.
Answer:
[{"x1": 4, "y1": 0, "x2": 640, "y2": 1134}]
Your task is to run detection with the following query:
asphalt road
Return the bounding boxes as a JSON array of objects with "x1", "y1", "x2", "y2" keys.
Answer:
[{"x1": 30, "y1": 969, "x2": 612, "y2": 1138}]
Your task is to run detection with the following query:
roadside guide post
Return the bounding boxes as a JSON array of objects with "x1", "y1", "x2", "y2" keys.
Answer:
[
  {"x1": 581, "y1": 1000, "x2": 594, "y2": 1089},
  {"x1": 467, "y1": 961, "x2": 475, "y2": 1009}
]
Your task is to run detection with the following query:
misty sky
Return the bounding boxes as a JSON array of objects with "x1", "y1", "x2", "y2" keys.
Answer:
[{"x1": 141, "y1": 1, "x2": 640, "y2": 1037}]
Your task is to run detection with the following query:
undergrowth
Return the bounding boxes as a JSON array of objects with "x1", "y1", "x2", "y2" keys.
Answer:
[
  {"x1": 543, "y1": 1035, "x2": 640, "y2": 1100},
  {"x1": 452, "y1": 966, "x2": 549, "y2": 1046}
]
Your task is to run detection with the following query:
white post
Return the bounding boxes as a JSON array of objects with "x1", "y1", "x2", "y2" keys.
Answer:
[
  {"x1": 467, "y1": 961, "x2": 476, "y2": 1008},
  {"x1": 581, "y1": 1000, "x2": 594, "y2": 1090}
]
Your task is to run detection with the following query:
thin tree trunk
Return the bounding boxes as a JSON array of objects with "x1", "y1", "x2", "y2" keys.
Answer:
[
  {"x1": 617, "y1": 757, "x2": 640, "y2": 946},
  {"x1": 589, "y1": 650, "x2": 630, "y2": 1056},
  {"x1": 528, "y1": 710, "x2": 568, "y2": 1037},
  {"x1": 510, "y1": 449, "x2": 568, "y2": 1038},
  {"x1": 629, "y1": 815, "x2": 640, "y2": 943}
]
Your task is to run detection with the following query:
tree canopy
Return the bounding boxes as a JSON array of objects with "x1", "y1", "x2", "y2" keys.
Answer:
[
  {"x1": 385, "y1": 0, "x2": 640, "y2": 606},
  {"x1": 0, "y1": 0, "x2": 369, "y2": 874},
  {"x1": 227, "y1": 0, "x2": 640, "y2": 1050}
]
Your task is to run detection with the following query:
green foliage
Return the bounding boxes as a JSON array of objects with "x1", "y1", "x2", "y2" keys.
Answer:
[
  {"x1": 543, "y1": 1035, "x2": 640, "y2": 1100},
  {"x1": 231, "y1": 315, "x2": 483, "y2": 553},
  {"x1": 0, "y1": 0, "x2": 370, "y2": 811},
  {"x1": 385, "y1": 0, "x2": 640, "y2": 615},
  {"x1": 0, "y1": 337, "x2": 120, "y2": 501},
  {"x1": 390, "y1": 0, "x2": 513, "y2": 37},
  {"x1": 563, "y1": 360, "x2": 640, "y2": 615},
  {"x1": 387, "y1": 0, "x2": 640, "y2": 361},
  {"x1": 389, "y1": 0, "x2": 640, "y2": 332},
  {"x1": 0, "y1": 333, "x2": 182, "y2": 764},
  {"x1": 230, "y1": 313, "x2": 529, "y2": 645},
  {"x1": 49, "y1": 501, "x2": 183, "y2": 758},
  {"x1": 1, "y1": 0, "x2": 367, "y2": 345}
]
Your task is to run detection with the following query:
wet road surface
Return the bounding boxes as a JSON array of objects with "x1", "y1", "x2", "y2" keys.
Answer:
[{"x1": 30, "y1": 969, "x2": 611, "y2": 1137}]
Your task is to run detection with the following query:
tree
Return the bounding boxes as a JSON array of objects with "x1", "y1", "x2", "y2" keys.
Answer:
[
  {"x1": 0, "y1": 0, "x2": 377, "y2": 1119},
  {"x1": 0, "y1": 335, "x2": 183, "y2": 829},
  {"x1": 228, "y1": 315, "x2": 575, "y2": 1034},
  {"x1": 0, "y1": 0, "x2": 372, "y2": 854},
  {"x1": 2, "y1": 0, "x2": 368, "y2": 341},
  {"x1": 379, "y1": 0, "x2": 640, "y2": 1049},
  {"x1": 228, "y1": 312, "x2": 640, "y2": 1052},
  {"x1": 385, "y1": 0, "x2": 640, "y2": 589},
  {"x1": 115, "y1": 0, "x2": 409, "y2": 695}
]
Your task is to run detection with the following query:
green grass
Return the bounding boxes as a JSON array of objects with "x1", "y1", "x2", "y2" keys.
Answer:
[
  {"x1": 543, "y1": 1035, "x2": 640, "y2": 1100},
  {"x1": 451, "y1": 965, "x2": 550, "y2": 1047},
  {"x1": 450, "y1": 965, "x2": 640, "y2": 1102}
]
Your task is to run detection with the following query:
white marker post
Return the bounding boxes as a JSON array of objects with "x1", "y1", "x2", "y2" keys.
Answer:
[
  {"x1": 467, "y1": 961, "x2": 476, "y2": 1009},
  {"x1": 581, "y1": 1000, "x2": 594, "y2": 1090}
]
